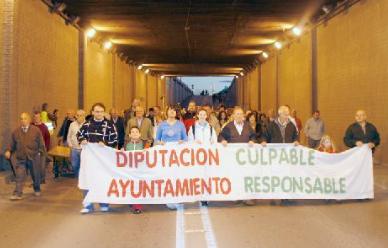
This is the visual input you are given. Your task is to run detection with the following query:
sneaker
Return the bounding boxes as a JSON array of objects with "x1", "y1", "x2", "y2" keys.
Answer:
[
  {"x1": 100, "y1": 206, "x2": 110, "y2": 212},
  {"x1": 166, "y1": 203, "x2": 177, "y2": 210},
  {"x1": 9, "y1": 195, "x2": 23, "y2": 201},
  {"x1": 280, "y1": 199, "x2": 295, "y2": 206},
  {"x1": 133, "y1": 209, "x2": 142, "y2": 214},
  {"x1": 243, "y1": 200, "x2": 256, "y2": 206},
  {"x1": 34, "y1": 192, "x2": 41, "y2": 197},
  {"x1": 201, "y1": 201, "x2": 208, "y2": 207},
  {"x1": 80, "y1": 208, "x2": 93, "y2": 214}
]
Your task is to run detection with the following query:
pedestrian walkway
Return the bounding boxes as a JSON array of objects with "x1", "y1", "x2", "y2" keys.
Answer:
[{"x1": 1, "y1": 166, "x2": 388, "y2": 248}]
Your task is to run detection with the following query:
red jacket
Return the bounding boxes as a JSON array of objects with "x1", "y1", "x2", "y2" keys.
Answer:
[{"x1": 32, "y1": 123, "x2": 50, "y2": 150}]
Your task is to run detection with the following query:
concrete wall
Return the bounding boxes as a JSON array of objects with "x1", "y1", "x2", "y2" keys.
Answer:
[
  {"x1": 316, "y1": 0, "x2": 388, "y2": 164},
  {"x1": 0, "y1": 0, "x2": 168, "y2": 160},
  {"x1": 166, "y1": 77, "x2": 194, "y2": 107},
  {"x1": 241, "y1": 0, "x2": 388, "y2": 164},
  {"x1": 261, "y1": 56, "x2": 277, "y2": 113},
  {"x1": 278, "y1": 32, "x2": 312, "y2": 123}
]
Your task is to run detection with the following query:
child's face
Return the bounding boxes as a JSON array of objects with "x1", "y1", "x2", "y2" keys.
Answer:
[
  {"x1": 130, "y1": 129, "x2": 141, "y2": 140},
  {"x1": 323, "y1": 140, "x2": 332, "y2": 148}
]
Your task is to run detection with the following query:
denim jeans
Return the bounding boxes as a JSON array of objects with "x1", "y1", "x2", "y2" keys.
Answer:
[
  {"x1": 82, "y1": 190, "x2": 109, "y2": 210},
  {"x1": 70, "y1": 148, "x2": 81, "y2": 178}
]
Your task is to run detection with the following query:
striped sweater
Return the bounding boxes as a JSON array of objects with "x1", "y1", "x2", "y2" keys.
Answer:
[{"x1": 77, "y1": 118, "x2": 118, "y2": 148}]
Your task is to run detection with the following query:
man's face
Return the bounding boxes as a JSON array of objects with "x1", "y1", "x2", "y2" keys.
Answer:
[
  {"x1": 33, "y1": 114, "x2": 41, "y2": 124},
  {"x1": 92, "y1": 106, "x2": 105, "y2": 120},
  {"x1": 110, "y1": 109, "x2": 118, "y2": 119},
  {"x1": 20, "y1": 113, "x2": 31, "y2": 127},
  {"x1": 136, "y1": 107, "x2": 144, "y2": 118},
  {"x1": 188, "y1": 102, "x2": 196, "y2": 112},
  {"x1": 76, "y1": 111, "x2": 85, "y2": 123},
  {"x1": 67, "y1": 110, "x2": 75, "y2": 119},
  {"x1": 234, "y1": 109, "x2": 244, "y2": 123},
  {"x1": 355, "y1": 111, "x2": 367, "y2": 123},
  {"x1": 279, "y1": 109, "x2": 290, "y2": 122},
  {"x1": 313, "y1": 112, "x2": 320, "y2": 119}
]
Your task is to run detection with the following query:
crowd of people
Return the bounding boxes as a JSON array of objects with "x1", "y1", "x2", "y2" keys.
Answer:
[{"x1": 3, "y1": 99, "x2": 381, "y2": 213}]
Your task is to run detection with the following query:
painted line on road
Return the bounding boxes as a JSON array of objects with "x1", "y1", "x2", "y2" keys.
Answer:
[{"x1": 199, "y1": 203, "x2": 218, "y2": 248}]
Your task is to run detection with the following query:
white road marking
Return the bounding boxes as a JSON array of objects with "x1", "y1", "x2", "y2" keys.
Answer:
[
  {"x1": 176, "y1": 204, "x2": 185, "y2": 248},
  {"x1": 199, "y1": 203, "x2": 218, "y2": 248}
]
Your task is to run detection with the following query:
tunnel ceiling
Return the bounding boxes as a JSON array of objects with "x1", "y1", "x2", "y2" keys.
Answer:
[{"x1": 60, "y1": 0, "x2": 325, "y2": 76}]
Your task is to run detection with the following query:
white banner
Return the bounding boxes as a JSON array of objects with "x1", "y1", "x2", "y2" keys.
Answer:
[{"x1": 79, "y1": 143, "x2": 374, "y2": 204}]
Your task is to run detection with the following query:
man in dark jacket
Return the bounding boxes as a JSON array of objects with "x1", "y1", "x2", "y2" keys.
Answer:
[
  {"x1": 109, "y1": 108, "x2": 125, "y2": 149},
  {"x1": 5, "y1": 113, "x2": 46, "y2": 200},
  {"x1": 218, "y1": 106, "x2": 256, "y2": 206},
  {"x1": 57, "y1": 109, "x2": 75, "y2": 146},
  {"x1": 261, "y1": 105, "x2": 299, "y2": 206},
  {"x1": 262, "y1": 106, "x2": 299, "y2": 144},
  {"x1": 182, "y1": 100, "x2": 197, "y2": 133},
  {"x1": 218, "y1": 107, "x2": 256, "y2": 144},
  {"x1": 344, "y1": 110, "x2": 380, "y2": 153}
]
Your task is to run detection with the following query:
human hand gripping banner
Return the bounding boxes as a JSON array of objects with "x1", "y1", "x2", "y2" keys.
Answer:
[{"x1": 79, "y1": 143, "x2": 374, "y2": 204}]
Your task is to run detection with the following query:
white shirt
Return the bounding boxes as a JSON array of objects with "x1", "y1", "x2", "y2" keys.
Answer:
[
  {"x1": 188, "y1": 121, "x2": 218, "y2": 144},
  {"x1": 234, "y1": 120, "x2": 244, "y2": 135},
  {"x1": 67, "y1": 121, "x2": 84, "y2": 149}
]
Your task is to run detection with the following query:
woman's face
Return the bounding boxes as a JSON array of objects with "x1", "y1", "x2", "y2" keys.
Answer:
[
  {"x1": 249, "y1": 115, "x2": 256, "y2": 123},
  {"x1": 221, "y1": 112, "x2": 226, "y2": 119},
  {"x1": 167, "y1": 108, "x2": 177, "y2": 118},
  {"x1": 198, "y1": 111, "x2": 207, "y2": 122},
  {"x1": 323, "y1": 139, "x2": 332, "y2": 148}
]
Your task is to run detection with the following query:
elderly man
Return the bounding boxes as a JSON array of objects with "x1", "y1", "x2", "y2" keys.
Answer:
[
  {"x1": 262, "y1": 106, "x2": 299, "y2": 145},
  {"x1": 261, "y1": 106, "x2": 299, "y2": 206},
  {"x1": 110, "y1": 108, "x2": 125, "y2": 149},
  {"x1": 5, "y1": 113, "x2": 46, "y2": 200},
  {"x1": 126, "y1": 106, "x2": 154, "y2": 147},
  {"x1": 304, "y1": 110, "x2": 325, "y2": 148},
  {"x1": 67, "y1": 109, "x2": 86, "y2": 178},
  {"x1": 218, "y1": 106, "x2": 256, "y2": 206},
  {"x1": 344, "y1": 110, "x2": 380, "y2": 152}
]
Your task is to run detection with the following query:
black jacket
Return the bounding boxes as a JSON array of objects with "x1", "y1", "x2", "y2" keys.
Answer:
[
  {"x1": 218, "y1": 121, "x2": 256, "y2": 143},
  {"x1": 344, "y1": 122, "x2": 380, "y2": 150},
  {"x1": 111, "y1": 117, "x2": 125, "y2": 149},
  {"x1": 77, "y1": 118, "x2": 118, "y2": 148},
  {"x1": 263, "y1": 120, "x2": 298, "y2": 143}
]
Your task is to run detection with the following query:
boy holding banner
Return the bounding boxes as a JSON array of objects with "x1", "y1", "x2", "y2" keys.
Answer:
[{"x1": 125, "y1": 126, "x2": 144, "y2": 214}]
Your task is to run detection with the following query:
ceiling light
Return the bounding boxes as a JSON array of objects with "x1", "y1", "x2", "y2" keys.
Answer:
[
  {"x1": 292, "y1": 27, "x2": 302, "y2": 36},
  {"x1": 103, "y1": 41, "x2": 112, "y2": 50},
  {"x1": 86, "y1": 28, "x2": 96, "y2": 38},
  {"x1": 274, "y1": 41, "x2": 282, "y2": 49}
]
